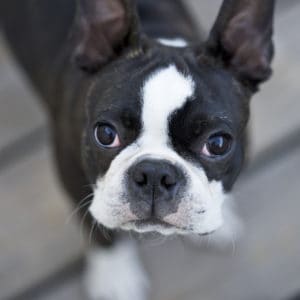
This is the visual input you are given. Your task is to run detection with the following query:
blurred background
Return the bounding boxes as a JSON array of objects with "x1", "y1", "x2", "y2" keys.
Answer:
[{"x1": 0, "y1": 1, "x2": 300, "y2": 299}]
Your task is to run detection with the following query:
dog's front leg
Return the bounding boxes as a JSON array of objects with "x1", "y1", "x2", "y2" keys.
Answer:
[{"x1": 84, "y1": 238, "x2": 149, "y2": 300}]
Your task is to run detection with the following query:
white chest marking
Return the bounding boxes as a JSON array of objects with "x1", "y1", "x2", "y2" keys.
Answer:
[{"x1": 85, "y1": 240, "x2": 149, "y2": 300}]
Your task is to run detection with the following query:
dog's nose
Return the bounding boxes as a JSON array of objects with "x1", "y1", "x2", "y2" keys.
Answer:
[{"x1": 128, "y1": 159, "x2": 185, "y2": 208}]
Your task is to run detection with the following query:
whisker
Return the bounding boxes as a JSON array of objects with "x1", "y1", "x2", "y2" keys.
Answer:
[
  {"x1": 65, "y1": 193, "x2": 94, "y2": 224},
  {"x1": 89, "y1": 220, "x2": 97, "y2": 245},
  {"x1": 97, "y1": 223, "x2": 112, "y2": 242},
  {"x1": 65, "y1": 200, "x2": 92, "y2": 225},
  {"x1": 80, "y1": 206, "x2": 92, "y2": 241}
]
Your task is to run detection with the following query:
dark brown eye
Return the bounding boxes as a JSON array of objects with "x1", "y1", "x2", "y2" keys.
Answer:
[
  {"x1": 94, "y1": 124, "x2": 120, "y2": 148},
  {"x1": 202, "y1": 133, "x2": 232, "y2": 157}
]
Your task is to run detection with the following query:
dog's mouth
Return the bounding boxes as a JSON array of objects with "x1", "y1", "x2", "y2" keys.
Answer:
[
  {"x1": 120, "y1": 216, "x2": 219, "y2": 236},
  {"x1": 135, "y1": 218, "x2": 174, "y2": 229},
  {"x1": 121, "y1": 217, "x2": 193, "y2": 235}
]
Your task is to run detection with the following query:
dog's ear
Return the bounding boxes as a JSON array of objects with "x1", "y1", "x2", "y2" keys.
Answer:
[
  {"x1": 206, "y1": 0, "x2": 275, "y2": 88},
  {"x1": 73, "y1": 0, "x2": 140, "y2": 73}
]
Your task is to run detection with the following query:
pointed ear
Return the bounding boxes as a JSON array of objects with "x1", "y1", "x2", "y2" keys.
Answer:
[
  {"x1": 206, "y1": 0, "x2": 275, "y2": 87},
  {"x1": 73, "y1": 0, "x2": 140, "y2": 73}
]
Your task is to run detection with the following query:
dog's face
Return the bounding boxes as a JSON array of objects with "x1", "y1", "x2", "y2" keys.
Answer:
[
  {"x1": 83, "y1": 56, "x2": 248, "y2": 235},
  {"x1": 74, "y1": 0, "x2": 274, "y2": 235}
]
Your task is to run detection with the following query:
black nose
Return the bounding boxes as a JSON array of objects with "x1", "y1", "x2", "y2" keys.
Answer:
[{"x1": 128, "y1": 159, "x2": 185, "y2": 214}]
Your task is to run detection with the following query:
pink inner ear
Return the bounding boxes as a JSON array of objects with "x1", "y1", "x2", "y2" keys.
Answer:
[
  {"x1": 222, "y1": 11, "x2": 272, "y2": 81},
  {"x1": 90, "y1": 0, "x2": 130, "y2": 43},
  {"x1": 74, "y1": 0, "x2": 132, "y2": 72}
]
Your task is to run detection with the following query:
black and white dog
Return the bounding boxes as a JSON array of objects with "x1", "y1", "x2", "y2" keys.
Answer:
[{"x1": 0, "y1": 0, "x2": 275, "y2": 299}]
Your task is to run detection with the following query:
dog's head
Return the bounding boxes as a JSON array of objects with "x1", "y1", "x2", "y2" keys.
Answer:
[{"x1": 74, "y1": 0, "x2": 275, "y2": 235}]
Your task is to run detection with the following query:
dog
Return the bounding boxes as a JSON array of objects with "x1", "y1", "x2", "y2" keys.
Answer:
[{"x1": 0, "y1": 0, "x2": 275, "y2": 299}]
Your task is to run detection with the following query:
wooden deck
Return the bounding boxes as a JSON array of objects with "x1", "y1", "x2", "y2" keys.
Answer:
[{"x1": 0, "y1": 1, "x2": 300, "y2": 299}]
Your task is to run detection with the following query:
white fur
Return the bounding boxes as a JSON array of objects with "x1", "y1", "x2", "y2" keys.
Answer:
[
  {"x1": 85, "y1": 240, "x2": 149, "y2": 300},
  {"x1": 210, "y1": 198, "x2": 243, "y2": 246},
  {"x1": 141, "y1": 65, "x2": 194, "y2": 145},
  {"x1": 90, "y1": 65, "x2": 227, "y2": 235},
  {"x1": 158, "y1": 38, "x2": 188, "y2": 48},
  {"x1": 186, "y1": 198, "x2": 243, "y2": 248}
]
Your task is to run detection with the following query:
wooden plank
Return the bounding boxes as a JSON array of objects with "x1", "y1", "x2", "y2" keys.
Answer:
[
  {"x1": 185, "y1": 0, "x2": 300, "y2": 37},
  {"x1": 0, "y1": 34, "x2": 46, "y2": 152},
  {"x1": 0, "y1": 145, "x2": 83, "y2": 300},
  {"x1": 250, "y1": 6, "x2": 300, "y2": 158},
  {"x1": 29, "y1": 277, "x2": 83, "y2": 300},
  {"x1": 185, "y1": 0, "x2": 222, "y2": 36}
]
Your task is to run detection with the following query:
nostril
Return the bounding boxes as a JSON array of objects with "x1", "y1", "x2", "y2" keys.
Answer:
[
  {"x1": 133, "y1": 172, "x2": 148, "y2": 187},
  {"x1": 129, "y1": 160, "x2": 185, "y2": 194},
  {"x1": 161, "y1": 175, "x2": 177, "y2": 190}
]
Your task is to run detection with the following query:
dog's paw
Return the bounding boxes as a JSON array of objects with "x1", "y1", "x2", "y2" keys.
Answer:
[{"x1": 84, "y1": 239, "x2": 149, "y2": 300}]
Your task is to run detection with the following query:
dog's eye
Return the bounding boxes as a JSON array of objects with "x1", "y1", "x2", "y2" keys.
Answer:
[
  {"x1": 94, "y1": 124, "x2": 121, "y2": 148},
  {"x1": 202, "y1": 133, "x2": 232, "y2": 157}
]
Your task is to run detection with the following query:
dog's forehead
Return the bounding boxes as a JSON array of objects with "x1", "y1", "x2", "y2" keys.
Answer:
[
  {"x1": 89, "y1": 61, "x2": 194, "y2": 118},
  {"x1": 141, "y1": 65, "x2": 195, "y2": 141},
  {"x1": 88, "y1": 53, "x2": 246, "y2": 130}
]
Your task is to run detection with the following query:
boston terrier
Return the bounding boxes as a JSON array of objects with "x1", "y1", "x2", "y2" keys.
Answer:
[{"x1": 0, "y1": 0, "x2": 275, "y2": 299}]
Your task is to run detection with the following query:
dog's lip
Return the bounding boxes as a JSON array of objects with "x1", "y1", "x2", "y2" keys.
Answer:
[
  {"x1": 126, "y1": 218, "x2": 188, "y2": 231},
  {"x1": 122, "y1": 219, "x2": 217, "y2": 236},
  {"x1": 134, "y1": 218, "x2": 173, "y2": 228}
]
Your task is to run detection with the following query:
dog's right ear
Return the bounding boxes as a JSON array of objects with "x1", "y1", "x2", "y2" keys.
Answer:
[{"x1": 73, "y1": 0, "x2": 140, "y2": 73}]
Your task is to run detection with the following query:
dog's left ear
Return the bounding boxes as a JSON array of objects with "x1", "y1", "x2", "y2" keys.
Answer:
[
  {"x1": 206, "y1": 0, "x2": 275, "y2": 88},
  {"x1": 73, "y1": 0, "x2": 140, "y2": 73}
]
